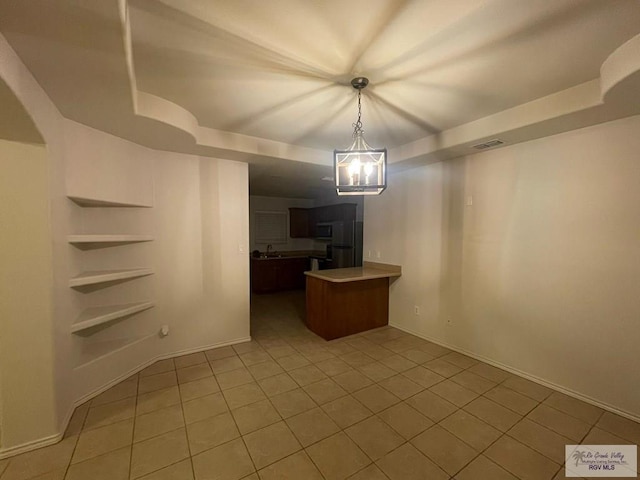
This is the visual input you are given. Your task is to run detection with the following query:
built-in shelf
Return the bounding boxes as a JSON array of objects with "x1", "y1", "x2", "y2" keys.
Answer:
[
  {"x1": 68, "y1": 195, "x2": 152, "y2": 208},
  {"x1": 68, "y1": 235, "x2": 154, "y2": 249},
  {"x1": 69, "y1": 268, "x2": 154, "y2": 288},
  {"x1": 71, "y1": 302, "x2": 154, "y2": 334},
  {"x1": 75, "y1": 332, "x2": 156, "y2": 368}
]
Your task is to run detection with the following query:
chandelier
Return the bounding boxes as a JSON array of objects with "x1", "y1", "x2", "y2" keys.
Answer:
[{"x1": 334, "y1": 77, "x2": 387, "y2": 195}]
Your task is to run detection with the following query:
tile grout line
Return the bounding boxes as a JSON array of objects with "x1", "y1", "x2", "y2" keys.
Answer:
[
  {"x1": 60, "y1": 388, "x2": 94, "y2": 479},
  {"x1": 175, "y1": 357, "x2": 197, "y2": 480},
  {"x1": 127, "y1": 373, "x2": 140, "y2": 480},
  {"x1": 223, "y1": 345, "x2": 268, "y2": 478}
]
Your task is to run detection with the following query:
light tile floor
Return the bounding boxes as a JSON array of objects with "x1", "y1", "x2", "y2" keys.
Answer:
[{"x1": 2, "y1": 291, "x2": 639, "y2": 480}]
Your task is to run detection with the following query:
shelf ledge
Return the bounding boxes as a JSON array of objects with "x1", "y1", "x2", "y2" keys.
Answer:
[
  {"x1": 74, "y1": 332, "x2": 157, "y2": 368},
  {"x1": 68, "y1": 235, "x2": 154, "y2": 249},
  {"x1": 71, "y1": 302, "x2": 154, "y2": 334},
  {"x1": 69, "y1": 268, "x2": 154, "y2": 288},
  {"x1": 68, "y1": 196, "x2": 152, "y2": 208}
]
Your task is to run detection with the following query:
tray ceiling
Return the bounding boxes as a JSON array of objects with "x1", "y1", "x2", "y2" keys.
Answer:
[{"x1": 1, "y1": 0, "x2": 639, "y2": 198}]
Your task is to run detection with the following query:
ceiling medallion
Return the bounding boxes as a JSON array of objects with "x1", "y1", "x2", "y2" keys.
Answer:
[{"x1": 334, "y1": 77, "x2": 387, "y2": 196}]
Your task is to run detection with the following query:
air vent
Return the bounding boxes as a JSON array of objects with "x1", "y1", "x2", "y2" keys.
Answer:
[{"x1": 472, "y1": 139, "x2": 504, "y2": 150}]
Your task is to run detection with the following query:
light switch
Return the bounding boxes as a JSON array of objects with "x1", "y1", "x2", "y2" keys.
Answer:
[{"x1": 466, "y1": 195, "x2": 473, "y2": 206}]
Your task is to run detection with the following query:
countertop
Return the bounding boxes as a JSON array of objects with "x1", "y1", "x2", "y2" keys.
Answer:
[
  {"x1": 304, "y1": 262, "x2": 401, "y2": 283},
  {"x1": 250, "y1": 250, "x2": 325, "y2": 261}
]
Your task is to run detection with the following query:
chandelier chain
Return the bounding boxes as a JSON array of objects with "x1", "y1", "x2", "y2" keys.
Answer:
[{"x1": 352, "y1": 89, "x2": 363, "y2": 137}]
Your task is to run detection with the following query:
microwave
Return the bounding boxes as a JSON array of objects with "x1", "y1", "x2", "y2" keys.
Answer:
[{"x1": 315, "y1": 223, "x2": 332, "y2": 239}]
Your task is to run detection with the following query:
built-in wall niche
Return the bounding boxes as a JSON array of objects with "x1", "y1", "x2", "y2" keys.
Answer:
[
  {"x1": 73, "y1": 310, "x2": 157, "y2": 367},
  {"x1": 67, "y1": 195, "x2": 156, "y2": 366}
]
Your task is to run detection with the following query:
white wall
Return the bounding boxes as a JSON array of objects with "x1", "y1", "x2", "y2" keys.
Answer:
[
  {"x1": 64, "y1": 120, "x2": 251, "y2": 408},
  {"x1": 0, "y1": 140, "x2": 57, "y2": 448},
  {"x1": 249, "y1": 195, "x2": 315, "y2": 252},
  {"x1": 365, "y1": 115, "x2": 640, "y2": 419},
  {"x1": 0, "y1": 33, "x2": 250, "y2": 454},
  {"x1": 1, "y1": 32, "x2": 76, "y2": 454}
]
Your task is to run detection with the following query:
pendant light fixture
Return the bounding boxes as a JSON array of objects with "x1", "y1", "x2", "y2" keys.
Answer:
[{"x1": 334, "y1": 77, "x2": 387, "y2": 195}]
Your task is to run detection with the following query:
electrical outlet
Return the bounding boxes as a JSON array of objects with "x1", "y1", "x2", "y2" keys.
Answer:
[
  {"x1": 376, "y1": 250, "x2": 381, "y2": 259},
  {"x1": 367, "y1": 250, "x2": 372, "y2": 258},
  {"x1": 414, "y1": 306, "x2": 420, "y2": 315},
  {"x1": 466, "y1": 195, "x2": 473, "y2": 206}
]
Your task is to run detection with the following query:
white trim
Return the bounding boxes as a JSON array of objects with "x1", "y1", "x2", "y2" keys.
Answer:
[
  {"x1": 0, "y1": 432, "x2": 63, "y2": 460},
  {"x1": 0, "y1": 336, "x2": 251, "y2": 459},
  {"x1": 390, "y1": 322, "x2": 640, "y2": 424},
  {"x1": 73, "y1": 335, "x2": 251, "y2": 407}
]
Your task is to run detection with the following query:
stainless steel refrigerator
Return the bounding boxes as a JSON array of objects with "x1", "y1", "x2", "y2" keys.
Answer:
[{"x1": 329, "y1": 221, "x2": 363, "y2": 268}]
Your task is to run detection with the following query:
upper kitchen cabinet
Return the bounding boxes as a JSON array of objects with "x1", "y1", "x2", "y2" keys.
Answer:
[
  {"x1": 289, "y1": 207, "x2": 311, "y2": 238},
  {"x1": 334, "y1": 203, "x2": 357, "y2": 222},
  {"x1": 314, "y1": 205, "x2": 332, "y2": 224},
  {"x1": 289, "y1": 203, "x2": 357, "y2": 238}
]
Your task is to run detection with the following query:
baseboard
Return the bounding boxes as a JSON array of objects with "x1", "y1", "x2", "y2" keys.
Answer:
[
  {"x1": 73, "y1": 334, "x2": 252, "y2": 408},
  {"x1": 0, "y1": 335, "x2": 252, "y2": 460},
  {"x1": 0, "y1": 432, "x2": 63, "y2": 460},
  {"x1": 390, "y1": 322, "x2": 640, "y2": 424}
]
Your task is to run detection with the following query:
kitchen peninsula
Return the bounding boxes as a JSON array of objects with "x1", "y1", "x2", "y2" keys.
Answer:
[{"x1": 304, "y1": 262, "x2": 401, "y2": 340}]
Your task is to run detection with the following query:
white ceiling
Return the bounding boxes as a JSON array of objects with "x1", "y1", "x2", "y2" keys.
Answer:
[{"x1": 1, "y1": 0, "x2": 639, "y2": 198}]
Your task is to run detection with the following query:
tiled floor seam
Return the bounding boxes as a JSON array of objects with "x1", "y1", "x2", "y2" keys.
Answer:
[
  {"x1": 373, "y1": 440, "x2": 448, "y2": 478},
  {"x1": 523, "y1": 403, "x2": 596, "y2": 443},
  {"x1": 177, "y1": 378, "x2": 197, "y2": 480},
  {"x1": 226, "y1": 377, "x2": 261, "y2": 479},
  {"x1": 473, "y1": 431, "x2": 526, "y2": 480},
  {"x1": 61, "y1": 399, "x2": 90, "y2": 480},
  {"x1": 60, "y1": 435, "x2": 79, "y2": 480},
  {"x1": 128, "y1": 383, "x2": 139, "y2": 480}
]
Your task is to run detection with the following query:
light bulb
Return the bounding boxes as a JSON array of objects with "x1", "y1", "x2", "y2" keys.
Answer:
[{"x1": 349, "y1": 158, "x2": 361, "y2": 176}]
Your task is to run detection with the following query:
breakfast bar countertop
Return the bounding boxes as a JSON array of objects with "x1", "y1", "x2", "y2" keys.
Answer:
[{"x1": 304, "y1": 261, "x2": 401, "y2": 283}]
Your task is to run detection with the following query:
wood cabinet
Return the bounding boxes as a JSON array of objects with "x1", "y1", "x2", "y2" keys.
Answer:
[
  {"x1": 314, "y1": 205, "x2": 332, "y2": 224},
  {"x1": 289, "y1": 208, "x2": 311, "y2": 238},
  {"x1": 288, "y1": 203, "x2": 357, "y2": 238},
  {"x1": 334, "y1": 203, "x2": 357, "y2": 222},
  {"x1": 251, "y1": 257, "x2": 310, "y2": 293},
  {"x1": 250, "y1": 259, "x2": 279, "y2": 294},
  {"x1": 305, "y1": 275, "x2": 390, "y2": 340}
]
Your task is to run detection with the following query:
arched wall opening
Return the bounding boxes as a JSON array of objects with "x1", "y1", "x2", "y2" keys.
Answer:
[{"x1": 0, "y1": 77, "x2": 59, "y2": 450}]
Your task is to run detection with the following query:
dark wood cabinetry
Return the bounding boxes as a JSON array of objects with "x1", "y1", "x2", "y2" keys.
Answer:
[
  {"x1": 250, "y1": 259, "x2": 279, "y2": 294},
  {"x1": 314, "y1": 205, "x2": 332, "y2": 224},
  {"x1": 289, "y1": 203, "x2": 357, "y2": 238},
  {"x1": 306, "y1": 276, "x2": 390, "y2": 340},
  {"x1": 288, "y1": 208, "x2": 311, "y2": 238},
  {"x1": 251, "y1": 257, "x2": 309, "y2": 294},
  {"x1": 334, "y1": 203, "x2": 357, "y2": 222}
]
